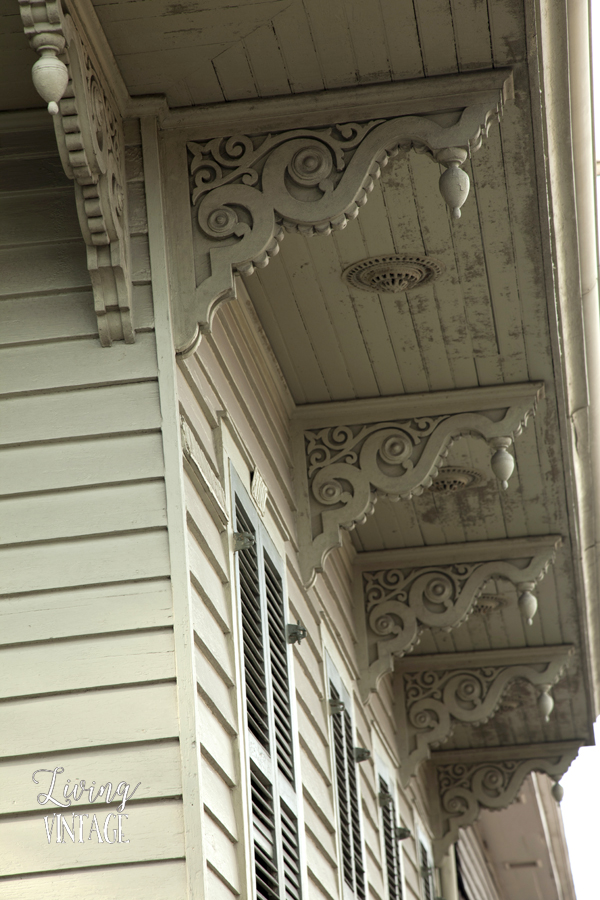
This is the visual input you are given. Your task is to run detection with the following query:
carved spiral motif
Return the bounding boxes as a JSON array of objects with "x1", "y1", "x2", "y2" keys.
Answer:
[
  {"x1": 215, "y1": 135, "x2": 255, "y2": 165},
  {"x1": 89, "y1": 79, "x2": 107, "y2": 153},
  {"x1": 438, "y1": 763, "x2": 468, "y2": 793},
  {"x1": 111, "y1": 174, "x2": 124, "y2": 218},
  {"x1": 405, "y1": 670, "x2": 438, "y2": 699},
  {"x1": 197, "y1": 197, "x2": 252, "y2": 241},
  {"x1": 364, "y1": 568, "x2": 407, "y2": 605},
  {"x1": 456, "y1": 679, "x2": 477, "y2": 701},
  {"x1": 410, "y1": 707, "x2": 439, "y2": 730},
  {"x1": 289, "y1": 144, "x2": 333, "y2": 186},
  {"x1": 368, "y1": 599, "x2": 419, "y2": 657},
  {"x1": 207, "y1": 207, "x2": 239, "y2": 235},
  {"x1": 454, "y1": 675, "x2": 483, "y2": 706},
  {"x1": 374, "y1": 614, "x2": 394, "y2": 634},
  {"x1": 480, "y1": 765, "x2": 508, "y2": 796},
  {"x1": 423, "y1": 574, "x2": 454, "y2": 606},
  {"x1": 379, "y1": 434, "x2": 412, "y2": 466},
  {"x1": 316, "y1": 479, "x2": 345, "y2": 505}
]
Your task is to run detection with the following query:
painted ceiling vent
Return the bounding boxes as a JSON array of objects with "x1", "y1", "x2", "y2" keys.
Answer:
[
  {"x1": 473, "y1": 593, "x2": 508, "y2": 615},
  {"x1": 428, "y1": 466, "x2": 484, "y2": 493},
  {"x1": 497, "y1": 678, "x2": 531, "y2": 712},
  {"x1": 342, "y1": 254, "x2": 443, "y2": 293}
]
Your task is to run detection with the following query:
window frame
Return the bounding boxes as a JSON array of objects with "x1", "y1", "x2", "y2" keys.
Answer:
[
  {"x1": 415, "y1": 821, "x2": 435, "y2": 900},
  {"x1": 231, "y1": 468, "x2": 303, "y2": 900},
  {"x1": 326, "y1": 654, "x2": 367, "y2": 900},
  {"x1": 375, "y1": 756, "x2": 406, "y2": 900}
]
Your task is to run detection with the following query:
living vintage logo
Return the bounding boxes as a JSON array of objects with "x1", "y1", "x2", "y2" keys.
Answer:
[{"x1": 32, "y1": 766, "x2": 141, "y2": 845}]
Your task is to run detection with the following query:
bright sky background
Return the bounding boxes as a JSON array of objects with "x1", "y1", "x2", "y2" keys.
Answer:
[
  {"x1": 560, "y1": 720, "x2": 600, "y2": 898},
  {"x1": 558, "y1": 5, "x2": 600, "y2": 900}
]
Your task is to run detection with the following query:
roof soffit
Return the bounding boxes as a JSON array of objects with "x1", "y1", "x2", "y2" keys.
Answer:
[{"x1": 165, "y1": 80, "x2": 510, "y2": 356}]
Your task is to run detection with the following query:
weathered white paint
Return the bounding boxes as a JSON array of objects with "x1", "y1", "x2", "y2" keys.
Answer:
[{"x1": 4, "y1": 1, "x2": 596, "y2": 896}]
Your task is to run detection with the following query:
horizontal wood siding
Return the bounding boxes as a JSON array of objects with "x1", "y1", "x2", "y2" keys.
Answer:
[
  {"x1": 0, "y1": 122, "x2": 182, "y2": 891},
  {"x1": 178, "y1": 336, "x2": 248, "y2": 894},
  {"x1": 457, "y1": 829, "x2": 503, "y2": 900},
  {"x1": 0, "y1": 861, "x2": 187, "y2": 900},
  {"x1": 177, "y1": 283, "x2": 444, "y2": 900}
]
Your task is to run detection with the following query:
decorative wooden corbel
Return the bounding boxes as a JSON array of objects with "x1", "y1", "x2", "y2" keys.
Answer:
[
  {"x1": 354, "y1": 535, "x2": 561, "y2": 699},
  {"x1": 176, "y1": 91, "x2": 507, "y2": 355},
  {"x1": 393, "y1": 646, "x2": 573, "y2": 786},
  {"x1": 292, "y1": 384, "x2": 545, "y2": 588},
  {"x1": 19, "y1": 0, "x2": 133, "y2": 347},
  {"x1": 428, "y1": 741, "x2": 581, "y2": 863}
]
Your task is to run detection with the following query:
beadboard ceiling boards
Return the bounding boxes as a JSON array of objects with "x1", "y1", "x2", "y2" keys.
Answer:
[
  {"x1": 89, "y1": 0, "x2": 526, "y2": 108},
  {"x1": 3, "y1": 0, "x2": 528, "y2": 112},
  {"x1": 243, "y1": 87, "x2": 546, "y2": 406},
  {"x1": 231, "y1": 31, "x2": 580, "y2": 699}
]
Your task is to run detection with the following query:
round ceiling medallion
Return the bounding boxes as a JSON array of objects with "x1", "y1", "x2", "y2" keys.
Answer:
[
  {"x1": 342, "y1": 254, "x2": 443, "y2": 293},
  {"x1": 428, "y1": 466, "x2": 484, "y2": 493}
]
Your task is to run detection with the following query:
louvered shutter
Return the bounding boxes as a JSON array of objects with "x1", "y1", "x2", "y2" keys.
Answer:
[
  {"x1": 280, "y1": 801, "x2": 301, "y2": 900},
  {"x1": 331, "y1": 684, "x2": 353, "y2": 888},
  {"x1": 265, "y1": 552, "x2": 294, "y2": 784},
  {"x1": 379, "y1": 776, "x2": 402, "y2": 900},
  {"x1": 233, "y1": 475, "x2": 302, "y2": 900},
  {"x1": 419, "y1": 841, "x2": 433, "y2": 900},
  {"x1": 329, "y1": 675, "x2": 365, "y2": 899},
  {"x1": 345, "y1": 711, "x2": 366, "y2": 900},
  {"x1": 236, "y1": 498, "x2": 269, "y2": 749},
  {"x1": 252, "y1": 769, "x2": 279, "y2": 900}
]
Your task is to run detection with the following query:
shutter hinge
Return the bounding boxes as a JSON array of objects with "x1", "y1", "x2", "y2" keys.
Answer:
[
  {"x1": 286, "y1": 621, "x2": 307, "y2": 644},
  {"x1": 329, "y1": 698, "x2": 345, "y2": 715},
  {"x1": 395, "y1": 826, "x2": 411, "y2": 841},
  {"x1": 379, "y1": 789, "x2": 394, "y2": 808},
  {"x1": 233, "y1": 531, "x2": 255, "y2": 551},
  {"x1": 353, "y1": 746, "x2": 371, "y2": 764}
]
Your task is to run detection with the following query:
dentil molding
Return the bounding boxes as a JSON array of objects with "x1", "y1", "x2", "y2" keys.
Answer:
[
  {"x1": 292, "y1": 383, "x2": 544, "y2": 587},
  {"x1": 19, "y1": 0, "x2": 133, "y2": 347},
  {"x1": 175, "y1": 88, "x2": 509, "y2": 355},
  {"x1": 354, "y1": 535, "x2": 561, "y2": 698},
  {"x1": 393, "y1": 646, "x2": 573, "y2": 786},
  {"x1": 428, "y1": 741, "x2": 581, "y2": 862}
]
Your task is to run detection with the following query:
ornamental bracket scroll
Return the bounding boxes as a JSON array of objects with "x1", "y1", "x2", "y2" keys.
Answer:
[
  {"x1": 355, "y1": 534, "x2": 562, "y2": 700},
  {"x1": 393, "y1": 645, "x2": 573, "y2": 787},
  {"x1": 428, "y1": 741, "x2": 581, "y2": 863},
  {"x1": 19, "y1": 0, "x2": 133, "y2": 347},
  {"x1": 176, "y1": 85, "x2": 509, "y2": 355},
  {"x1": 292, "y1": 383, "x2": 545, "y2": 588}
]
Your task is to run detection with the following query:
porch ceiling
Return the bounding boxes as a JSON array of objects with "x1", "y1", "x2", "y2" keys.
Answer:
[
  {"x1": 7, "y1": 0, "x2": 596, "y2": 760},
  {"x1": 83, "y1": 0, "x2": 590, "y2": 743},
  {"x1": 89, "y1": 0, "x2": 524, "y2": 106}
]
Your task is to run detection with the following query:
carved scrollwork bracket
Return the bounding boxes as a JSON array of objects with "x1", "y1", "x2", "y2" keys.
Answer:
[
  {"x1": 176, "y1": 91, "x2": 507, "y2": 355},
  {"x1": 293, "y1": 384, "x2": 545, "y2": 587},
  {"x1": 429, "y1": 741, "x2": 581, "y2": 862},
  {"x1": 394, "y1": 646, "x2": 573, "y2": 786},
  {"x1": 20, "y1": 0, "x2": 133, "y2": 347},
  {"x1": 355, "y1": 535, "x2": 561, "y2": 699}
]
